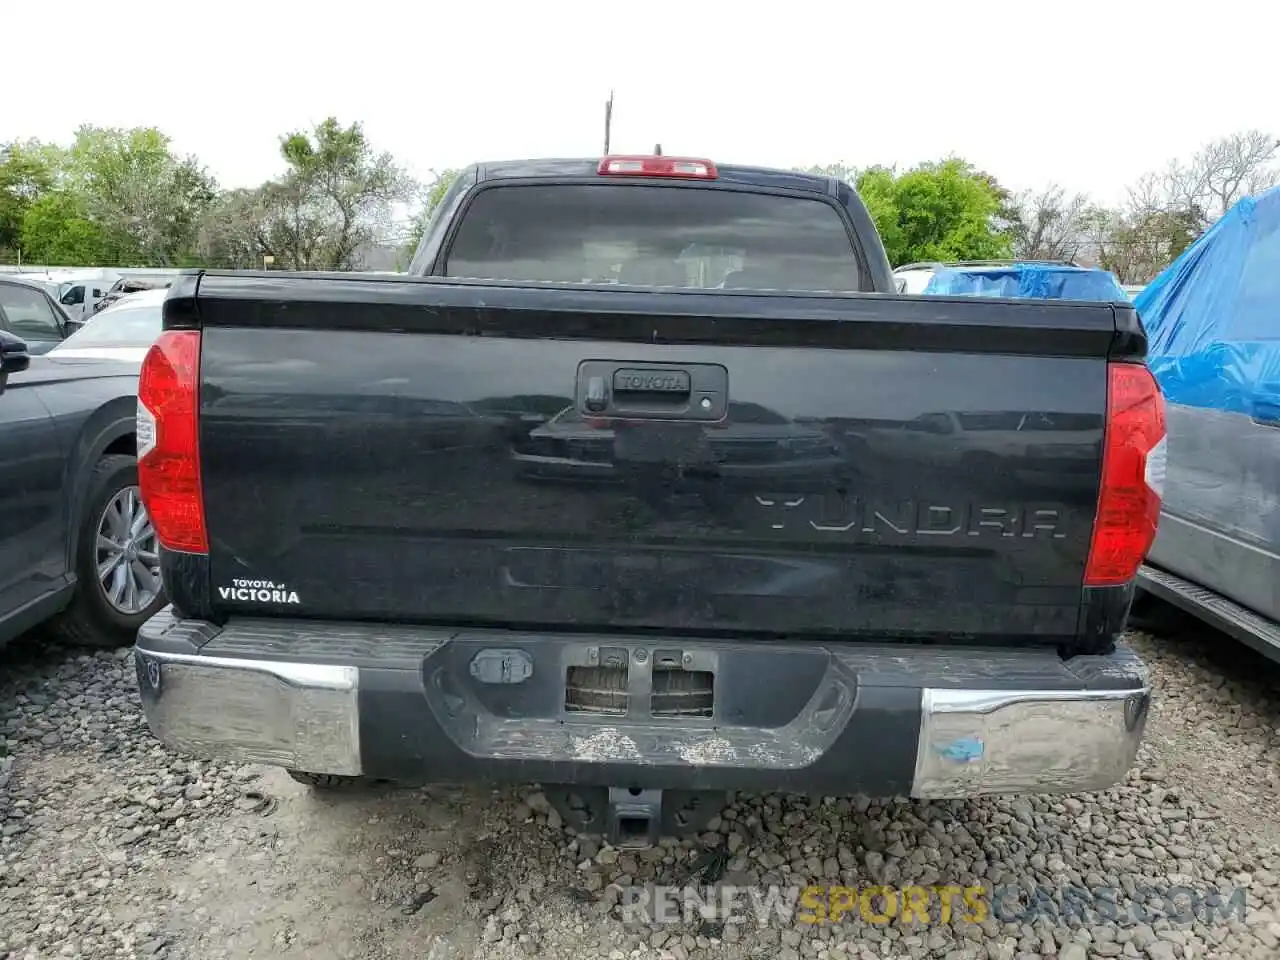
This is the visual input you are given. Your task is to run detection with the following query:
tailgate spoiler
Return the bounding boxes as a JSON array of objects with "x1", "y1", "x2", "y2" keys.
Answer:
[{"x1": 163, "y1": 271, "x2": 1147, "y2": 361}]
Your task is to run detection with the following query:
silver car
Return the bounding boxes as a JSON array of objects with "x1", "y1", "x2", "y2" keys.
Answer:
[{"x1": 49, "y1": 288, "x2": 165, "y2": 363}]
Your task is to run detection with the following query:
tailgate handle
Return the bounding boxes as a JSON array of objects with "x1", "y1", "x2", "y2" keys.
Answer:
[
  {"x1": 584, "y1": 375, "x2": 608, "y2": 412},
  {"x1": 613, "y1": 368, "x2": 692, "y2": 398},
  {"x1": 576, "y1": 360, "x2": 728, "y2": 422}
]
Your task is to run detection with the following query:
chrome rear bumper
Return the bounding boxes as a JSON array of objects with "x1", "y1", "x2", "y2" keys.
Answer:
[
  {"x1": 134, "y1": 610, "x2": 1150, "y2": 799},
  {"x1": 136, "y1": 651, "x2": 361, "y2": 775},
  {"x1": 913, "y1": 687, "x2": 1148, "y2": 798}
]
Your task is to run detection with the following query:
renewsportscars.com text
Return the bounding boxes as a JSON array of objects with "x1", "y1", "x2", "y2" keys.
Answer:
[{"x1": 617, "y1": 883, "x2": 1249, "y2": 927}]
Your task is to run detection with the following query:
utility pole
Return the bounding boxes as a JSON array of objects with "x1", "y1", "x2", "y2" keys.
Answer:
[{"x1": 603, "y1": 90, "x2": 614, "y2": 155}]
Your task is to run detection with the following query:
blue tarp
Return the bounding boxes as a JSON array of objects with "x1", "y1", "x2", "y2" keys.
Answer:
[
  {"x1": 1135, "y1": 186, "x2": 1280, "y2": 415},
  {"x1": 923, "y1": 264, "x2": 1128, "y2": 302}
]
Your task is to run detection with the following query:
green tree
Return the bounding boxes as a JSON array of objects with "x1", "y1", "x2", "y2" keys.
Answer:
[
  {"x1": 64, "y1": 125, "x2": 217, "y2": 265},
  {"x1": 20, "y1": 191, "x2": 108, "y2": 265},
  {"x1": 404, "y1": 167, "x2": 461, "y2": 259},
  {"x1": 198, "y1": 118, "x2": 413, "y2": 271},
  {"x1": 854, "y1": 158, "x2": 1013, "y2": 266},
  {"x1": 0, "y1": 140, "x2": 61, "y2": 256},
  {"x1": 974, "y1": 168, "x2": 1022, "y2": 238},
  {"x1": 196, "y1": 187, "x2": 274, "y2": 269},
  {"x1": 275, "y1": 117, "x2": 412, "y2": 269}
]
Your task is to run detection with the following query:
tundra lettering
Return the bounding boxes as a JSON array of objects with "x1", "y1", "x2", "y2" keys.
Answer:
[{"x1": 754, "y1": 495, "x2": 1071, "y2": 539}]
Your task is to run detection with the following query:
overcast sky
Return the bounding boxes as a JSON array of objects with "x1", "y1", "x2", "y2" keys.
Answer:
[{"x1": 7, "y1": 0, "x2": 1274, "y2": 205}]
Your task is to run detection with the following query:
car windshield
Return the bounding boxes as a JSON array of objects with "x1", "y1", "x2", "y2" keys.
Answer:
[{"x1": 57, "y1": 302, "x2": 161, "y2": 347}]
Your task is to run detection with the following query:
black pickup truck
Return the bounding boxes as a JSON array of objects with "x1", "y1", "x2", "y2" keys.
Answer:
[{"x1": 132, "y1": 155, "x2": 1165, "y2": 844}]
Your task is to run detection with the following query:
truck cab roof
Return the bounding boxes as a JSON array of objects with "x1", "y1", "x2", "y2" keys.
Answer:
[{"x1": 470, "y1": 157, "x2": 842, "y2": 195}]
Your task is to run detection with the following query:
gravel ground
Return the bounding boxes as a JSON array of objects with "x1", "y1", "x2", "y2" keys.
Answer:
[{"x1": 3, "y1": 615, "x2": 1280, "y2": 960}]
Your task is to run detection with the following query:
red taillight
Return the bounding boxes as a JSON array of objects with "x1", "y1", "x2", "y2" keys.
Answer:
[
  {"x1": 597, "y1": 155, "x2": 718, "y2": 179},
  {"x1": 137, "y1": 330, "x2": 207, "y2": 554},
  {"x1": 1083, "y1": 363, "x2": 1167, "y2": 586}
]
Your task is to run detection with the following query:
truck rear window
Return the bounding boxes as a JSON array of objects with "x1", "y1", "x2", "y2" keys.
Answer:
[{"x1": 444, "y1": 184, "x2": 866, "y2": 293}]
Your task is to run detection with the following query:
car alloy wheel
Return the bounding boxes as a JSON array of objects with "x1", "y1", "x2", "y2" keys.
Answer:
[{"x1": 95, "y1": 485, "x2": 161, "y2": 615}]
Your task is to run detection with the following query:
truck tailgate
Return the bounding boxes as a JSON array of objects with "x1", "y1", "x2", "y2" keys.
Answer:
[{"x1": 192, "y1": 278, "x2": 1115, "y2": 642}]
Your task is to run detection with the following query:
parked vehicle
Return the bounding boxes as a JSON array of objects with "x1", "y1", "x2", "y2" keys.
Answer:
[
  {"x1": 56, "y1": 278, "x2": 113, "y2": 322},
  {"x1": 7, "y1": 275, "x2": 64, "y2": 301},
  {"x1": 51, "y1": 288, "x2": 165, "y2": 362},
  {"x1": 131, "y1": 155, "x2": 1162, "y2": 845},
  {"x1": 920, "y1": 263, "x2": 1129, "y2": 302},
  {"x1": 892, "y1": 259, "x2": 1084, "y2": 295},
  {"x1": 35, "y1": 269, "x2": 118, "y2": 322},
  {"x1": 1133, "y1": 186, "x2": 1280, "y2": 662},
  {"x1": 0, "y1": 275, "x2": 84, "y2": 354},
  {"x1": 93, "y1": 275, "x2": 173, "y2": 315},
  {"x1": 0, "y1": 332, "x2": 164, "y2": 650}
]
